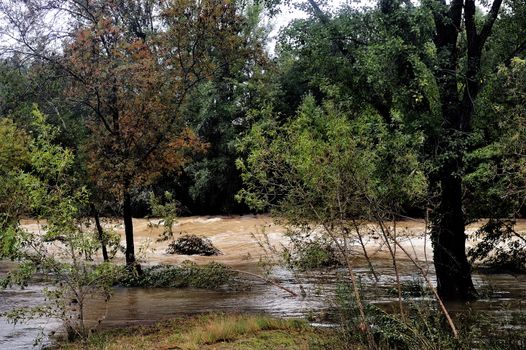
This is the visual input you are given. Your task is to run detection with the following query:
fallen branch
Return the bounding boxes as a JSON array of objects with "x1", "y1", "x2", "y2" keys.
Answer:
[{"x1": 232, "y1": 269, "x2": 298, "y2": 297}]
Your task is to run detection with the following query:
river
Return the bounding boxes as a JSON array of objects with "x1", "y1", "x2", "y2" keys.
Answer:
[{"x1": 1, "y1": 215, "x2": 524, "y2": 348}]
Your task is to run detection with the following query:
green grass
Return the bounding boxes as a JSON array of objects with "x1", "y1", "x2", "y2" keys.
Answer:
[{"x1": 57, "y1": 314, "x2": 342, "y2": 350}]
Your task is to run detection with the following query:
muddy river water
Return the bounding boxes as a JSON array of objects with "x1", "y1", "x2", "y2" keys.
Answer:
[{"x1": 1, "y1": 215, "x2": 525, "y2": 348}]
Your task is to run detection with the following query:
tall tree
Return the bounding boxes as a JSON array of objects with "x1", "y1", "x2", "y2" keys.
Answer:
[
  {"x1": 428, "y1": 0, "x2": 504, "y2": 299},
  {"x1": 179, "y1": 3, "x2": 271, "y2": 214},
  {"x1": 276, "y1": 0, "x2": 526, "y2": 299},
  {"x1": 0, "y1": 0, "x2": 247, "y2": 267}
]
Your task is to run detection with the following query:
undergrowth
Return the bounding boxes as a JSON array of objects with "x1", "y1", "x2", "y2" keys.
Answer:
[
  {"x1": 335, "y1": 282, "x2": 526, "y2": 350},
  {"x1": 117, "y1": 261, "x2": 237, "y2": 289}
]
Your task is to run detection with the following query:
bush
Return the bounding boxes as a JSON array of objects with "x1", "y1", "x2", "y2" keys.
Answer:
[
  {"x1": 166, "y1": 234, "x2": 221, "y2": 256},
  {"x1": 283, "y1": 237, "x2": 342, "y2": 270},
  {"x1": 334, "y1": 281, "x2": 526, "y2": 350},
  {"x1": 118, "y1": 261, "x2": 236, "y2": 289},
  {"x1": 0, "y1": 110, "x2": 122, "y2": 343},
  {"x1": 468, "y1": 219, "x2": 526, "y2": 273}
]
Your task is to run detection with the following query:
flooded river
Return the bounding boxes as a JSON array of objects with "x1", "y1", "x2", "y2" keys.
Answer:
[{"x1": 1, "y1": 216, "x2": 525, "y2": 348}]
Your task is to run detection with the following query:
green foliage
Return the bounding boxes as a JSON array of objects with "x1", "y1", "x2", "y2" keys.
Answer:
[
  {"x1": 464, "y1": 58, "x2": 526, "y2": 219},
  {"x1": 335, "y1": 281, "x2": 526, "y2": 350},
  {"x1": 282, "y1": 235, "x2": 341, "y2": 270},
  {"x1": 0, "y1": 107, "x2": 122, "y2": 342},
  {"x1": 0, "y1": 118, "x2": 32, "y2": 233},
  {"x1": 274, "y1": 2, "x2": 438, "y2": 129},
  {"x1": 118, "y1": 261, "x2": 236, "y2": 289},
  {"x1": 237, "y1": 95, "x2": 426, "y2": 222},
  {"x1": 463, "y1": 60, "x2": 526, "y2": 272},
  {"x1": 176, "y1": 5, "x2": 271, "y2": 214},
  {"x1": 148, "y1": 191, "x2": 178, "y2": 242},
  {"x1": 0, "y1": 59, "x2": 86, "y2": 150},
  {"x1": 0, "y1": 118, "x2": 30, "y2": 172},
  {"x1": 468, "y1": 219, "x2": 526, "y2": 272}
]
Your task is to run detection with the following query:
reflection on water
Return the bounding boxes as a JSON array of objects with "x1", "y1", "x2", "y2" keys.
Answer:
[{"x1": 1, "y1": 216, "x2": 525, "y2": 348}]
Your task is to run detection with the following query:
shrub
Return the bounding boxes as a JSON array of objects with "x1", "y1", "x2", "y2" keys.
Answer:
[
  {"x1": 468, "y1": 219, "x2": 526, "y2": 273},
  {"x1": 283, "y1": 236, "x2": 342, "y2": 270},
  {"x1": 0, "y1": 109, "x2": 122, "y2": 343},
  {"x1": 166, "y1": 234, "x2": 221, "y2": 256},
  {"x1": 118, "y1": 261, "x2": 236, "y2": 289}
]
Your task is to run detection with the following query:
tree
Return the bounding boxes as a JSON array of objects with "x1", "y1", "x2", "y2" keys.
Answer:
[
  {"x1": 237, "y1": 95, "x2": 429, "y2": 344},
  {"x1": 0, "y1": 108, "x2": 120, "y2": 343},
  {"x1": 0, "y1": 117, "x2": 31, "y2": 235},
  {"x1": 66, "y1": 1, "x2": 205, "y2": 267},
  {"x1": 275, "y1": 0, "x2": 526, "y2": 300},
  {"x1": 178, "y1": 3, "x2": 271, "y2": 214},
  {"x1": 1, "y1": 0, "x2": 250, "y2": 267},
  {"x1": 427, "y1": 0, "x2": 508, "y2": 300}
]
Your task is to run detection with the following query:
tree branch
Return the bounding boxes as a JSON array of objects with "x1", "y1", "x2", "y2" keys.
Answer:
[
  {"x1": 232, "y1": 269, "x2": 298, "y2": 297},
  {"x1": 464, "y1": 0, "x2": 478, "y2": 54},
  {"x1": 306, "y1": 0, "x2": 330, "y2": 25},
  {"x1": 305, "y1": 0, "x2": 355, "y2": 58},
  {"x1": 503, "y1": 39, "x2": 526, "y2": 67},
  {"x1": 479, "y1": 0, "x2": 503, "y2": 45}
]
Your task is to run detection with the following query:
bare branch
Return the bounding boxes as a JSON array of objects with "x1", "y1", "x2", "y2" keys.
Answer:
[{"x1": 232, "y1": 269, "x2": 298, "y2": 297}]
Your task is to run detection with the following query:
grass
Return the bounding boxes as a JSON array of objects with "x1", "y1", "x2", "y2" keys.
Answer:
[{"x1": 57, "y1": 314, "x2": 342, "y2": 350}]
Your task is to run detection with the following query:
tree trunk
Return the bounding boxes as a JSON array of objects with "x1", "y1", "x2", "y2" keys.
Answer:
[
  {"x1": 123, "y1": 189, "x2": 137, "y2": 268},
  {"x1": 432, "y1": 167, "x2": 477, "y2": 300},
  {"x1": 428, "y1": 0, "x2": 503, "y2": 302},
  {"x1": 431, "y1": 87, "x2": 478, "y2": 300},
  {"x1": 430, "y1": 0, "x2": 477, "y2": 301},
  {"x1": 430, "y1": 101, "x2": 478, "y2": 300},
  {"x1": 91, "y1": 204, "x2": 109, "y2": 262}
]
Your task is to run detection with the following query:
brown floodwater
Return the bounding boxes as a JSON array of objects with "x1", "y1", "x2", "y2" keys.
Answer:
[{"x1": 1, "y1": 215, "x2": 525, "y2": 349}]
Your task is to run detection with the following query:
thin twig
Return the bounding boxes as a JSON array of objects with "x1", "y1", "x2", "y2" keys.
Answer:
[
  {"x1": 391, "y1": 239, "x2": 459, "y2": 338},
  {"x1": 232, "y1": 269, "x2": 298, "y2": 297}
]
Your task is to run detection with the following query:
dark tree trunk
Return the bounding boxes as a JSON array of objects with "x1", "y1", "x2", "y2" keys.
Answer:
[
  {"x1": 123, "y1": 189, "x2": 137, "y2": 267},
  {"x1": 91, "y1": 204, "x2": 109, "y2": 262},
  {"x1": 431, "y1": 58, "x2": 478, "y2": 299},
  {"x1": 430, "y1": 97, "x2": 477, "y2": 300},
  {"x1": 432, "y1": 168, "x2": 477, "y2": 300},
  {"x1": 430, "y1": 0, "x2": 502, "y2": 301},
  {"x1": 429, "y1": 0, "x2": 475, "y2": 300}
]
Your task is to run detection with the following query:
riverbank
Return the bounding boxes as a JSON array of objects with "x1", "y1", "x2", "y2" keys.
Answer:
[{"x1": 56, "y1": 314, "x2": 344, "y2": 350}]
